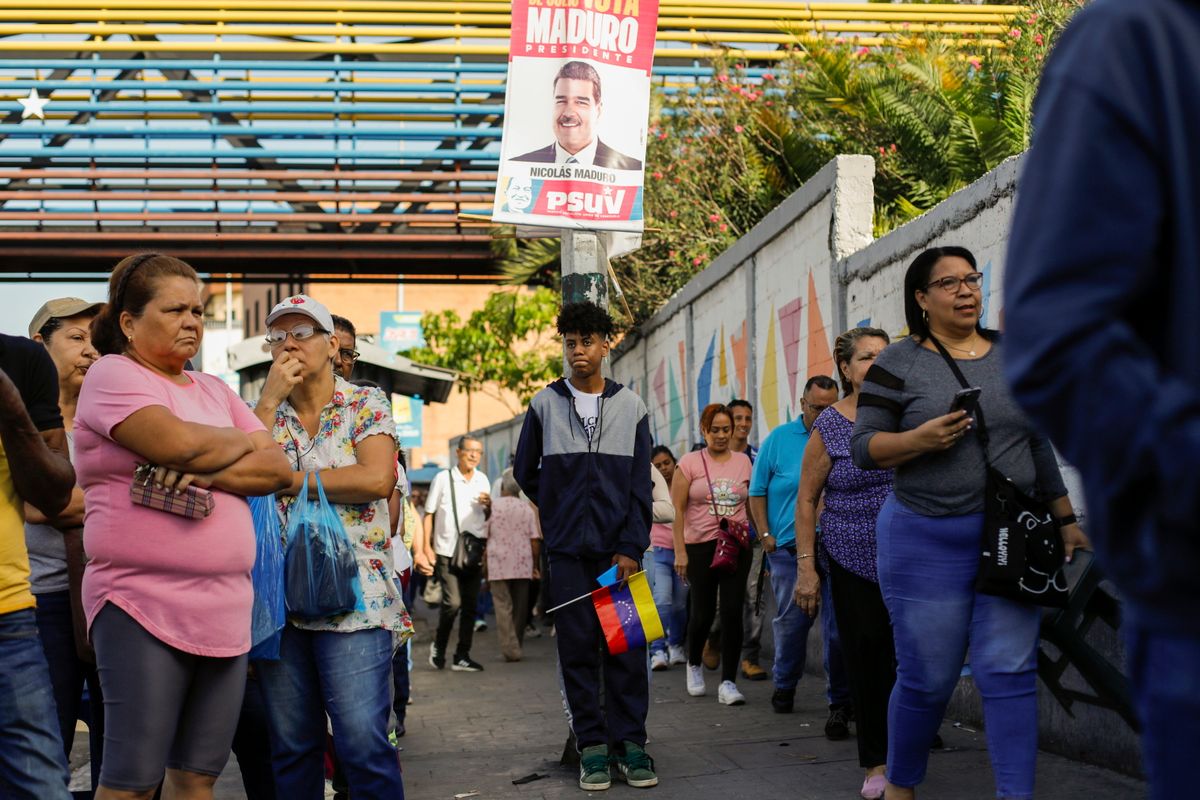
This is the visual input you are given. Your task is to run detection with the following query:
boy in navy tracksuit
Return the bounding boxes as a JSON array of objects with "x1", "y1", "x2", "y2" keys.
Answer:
[{"x1": 514, "y1": 302, "x2": 656, "y2": 791}]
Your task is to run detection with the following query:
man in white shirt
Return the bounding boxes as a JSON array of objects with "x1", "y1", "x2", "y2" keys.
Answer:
[{"x1": 417, "y1": 436, "x2": 491, "y2": 672}]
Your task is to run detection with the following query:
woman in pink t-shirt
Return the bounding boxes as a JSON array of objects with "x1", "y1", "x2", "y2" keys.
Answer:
[
  {"x1": 670, "y1": 404, "x2": 752, "y2": 706},
  {"x1": 75, "y1": 254, "x2": 291, "y2": 800}
]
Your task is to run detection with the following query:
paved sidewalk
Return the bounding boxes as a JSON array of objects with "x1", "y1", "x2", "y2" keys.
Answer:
[{"x1": 348, "y1": 603, "x2": 1143, "y2": 800}]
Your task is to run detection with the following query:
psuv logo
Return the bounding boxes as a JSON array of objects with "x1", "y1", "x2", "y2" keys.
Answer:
[
  {"x1": 546, "y1": 188, "x2": 627, "y2": 216},
  {"x1": 533, "y1": 179, "x2": 642, "y2": 221}
]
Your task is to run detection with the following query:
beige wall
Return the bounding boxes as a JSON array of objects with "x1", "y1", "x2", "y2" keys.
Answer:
[{"x1": 307, "y1": 281, "x2": 525, "y2": 471}]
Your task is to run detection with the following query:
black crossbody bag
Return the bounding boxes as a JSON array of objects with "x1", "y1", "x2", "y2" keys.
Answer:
[
  {"x1": 930, "y1": 337, "x2": 1070, "y2": 608},
  {"x1": 447, "y1": 471, "x2": 486, "y2": 575}
]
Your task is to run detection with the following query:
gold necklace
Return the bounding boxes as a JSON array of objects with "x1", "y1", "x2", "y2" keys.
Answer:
[{"x1": 941, "y1": 334, "x2": 979, "y2": 357}]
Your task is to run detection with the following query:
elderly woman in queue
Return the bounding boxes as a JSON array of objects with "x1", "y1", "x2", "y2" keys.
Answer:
[
  {"x1": 74, "y1": 254, "x2": 292, "y2": 800},
  {"x1": 251, "y1": 294, "x2": 413, "y2": 798},
  {"x1": 850, "y1": 246, "x2": 1088, "y2": 800},
  {"x1": 24, "y1": 298, "x2": 104, "y2": 793},
  {"x1": 794, "y1": 327, "x2": 894, "y2": 800},
  {"x1": 485, "y1": 469, "x2": 541, "y2": 663},
  {"x1": 671, "y1": 403, "x2": 753, "y2": 706}
]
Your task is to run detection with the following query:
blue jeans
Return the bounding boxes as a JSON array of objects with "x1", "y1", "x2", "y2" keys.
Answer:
[
  {"x1": 34, "y1": 589, "x2": 104, "y2": 793},
  {"x1": 766, "y1": 550, "x2": 816, "y2": 691},
  {"x1": 1126, "y1": 622, "x2": 1200, "y2": 800},
  {"x1": 0, "y1": 607, "x2": 71, "y2": 799},
  {"x1": 647, "y1": 548, "x2": 687, "y2": 655},
  {"x1": 256, "y1": 624, "x2": 404, "y2": 799},
  {"x1": 818, "y1": 561, "x2": 852, "y2": 708},
  {"x1": 877, "y1": 496, "x2": 1039, "y2": 799}
]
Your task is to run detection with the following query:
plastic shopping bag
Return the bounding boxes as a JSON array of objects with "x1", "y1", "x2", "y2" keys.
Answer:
[
  {"x1": 283, "y1": 473, "x2": 363, "y2": 621},
  {"x1": 247, "y1": 494, "x2": 285, "y2": 660}
]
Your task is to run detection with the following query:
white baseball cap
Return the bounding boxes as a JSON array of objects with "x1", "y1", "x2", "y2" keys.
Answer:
[{"x1": 265, "y1": 294, "x2": 335, "y2": 333}]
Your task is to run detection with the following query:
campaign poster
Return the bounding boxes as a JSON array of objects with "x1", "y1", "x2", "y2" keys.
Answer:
[{"x1": 492, "y1": 0, "x2": 659, "y2": 236}]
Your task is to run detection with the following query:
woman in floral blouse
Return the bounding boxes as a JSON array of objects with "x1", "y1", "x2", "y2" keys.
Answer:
[{"x1": 252, "y1": 295, "x2": 412, "y2": 798}]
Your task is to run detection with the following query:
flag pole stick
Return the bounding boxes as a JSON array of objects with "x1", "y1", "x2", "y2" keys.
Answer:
[{"x1": 545, "y1": 590, "x2": 593, "y2": 615}]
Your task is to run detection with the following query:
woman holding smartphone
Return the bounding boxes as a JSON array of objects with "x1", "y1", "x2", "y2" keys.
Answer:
[{"x1": 850, "y1": 246, "x2": 1088, "y2": 800}]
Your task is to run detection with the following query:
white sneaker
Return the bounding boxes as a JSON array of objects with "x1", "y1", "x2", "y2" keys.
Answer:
[
  {"x1": 650, "y1": 650, "x2": 670, "y2": 671},
  {"x1": 718, "y1": 680, "x2": 746, "y2": 706},
  {"x1": 686, "y1": 664, "x2": 706, "y2": 696},
  {"x1": 668, "y1": 644, "x2": 687, "y2": 665}
]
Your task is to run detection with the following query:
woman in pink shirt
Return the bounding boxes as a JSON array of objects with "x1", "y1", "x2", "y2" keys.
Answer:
[
  {"x1": 671, "y1": 403, "x2": 753, "y2": 706},
  {"x1": 75, "y1": 253, "x2": 291, "y2": 800}
]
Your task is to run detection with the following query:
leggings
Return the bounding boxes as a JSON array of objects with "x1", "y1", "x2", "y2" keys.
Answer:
[
  {"x1": 876, "y1": 495, "x2": 1040, "y2": 799},
  {"x1": 829, "y1": 558, "x2": 895, "y2": 769},
  {"x1": 685, "y1": 539, "x2": 752, "y2": 683},
  {"x1": 91, "y1": 603, "x2": 247, "y2": 792}
]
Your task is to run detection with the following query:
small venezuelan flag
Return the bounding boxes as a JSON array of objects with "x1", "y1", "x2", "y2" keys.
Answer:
[{"x1": 591, "y1": 571, "x2": 664, "y2": 656}]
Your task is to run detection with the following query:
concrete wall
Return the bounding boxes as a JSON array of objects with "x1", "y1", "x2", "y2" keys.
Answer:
[{"x1": 463, "y1": 153, "x2": 1138, "y2": 775}]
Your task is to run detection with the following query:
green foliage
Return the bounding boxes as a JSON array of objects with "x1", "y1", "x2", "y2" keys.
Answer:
[
  {"x1": 406, "y1": 287, "x2": 561, "y2": 412},
  {"x1": 494, "y1": 0, "x2": 1084, "y2": 326}
]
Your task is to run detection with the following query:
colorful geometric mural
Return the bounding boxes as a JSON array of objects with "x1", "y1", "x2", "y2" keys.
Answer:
[
  {"x1": 807, "y1": 270, "x2": 835, "y2": 380},
  {"x1": 761, "y1": 305, "x2": 781, "y2": 430},
  {"x1": 731, "y1": 320, "x2": 749, "y2": 399},
  {"x1": 779, "y1": 297, "x2": 804, "y2": 411},
  {"x1": 697, "y1": 334, "x2": 715, "y2": 413}
]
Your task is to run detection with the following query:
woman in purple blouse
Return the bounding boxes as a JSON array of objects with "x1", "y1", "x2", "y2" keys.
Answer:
[{"x1": 795, "y1": 327, "x2": 894, "y2": 800}]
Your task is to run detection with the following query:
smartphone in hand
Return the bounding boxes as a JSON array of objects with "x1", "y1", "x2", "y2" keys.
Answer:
[{"x1": 949, "y1": 387, "x2": 982, "y2": 416}]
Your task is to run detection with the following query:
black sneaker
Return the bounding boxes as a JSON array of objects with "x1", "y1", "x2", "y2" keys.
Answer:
[
  {"x1": 450, "y1": 654, "x2": 484, "y2": 672},
  {"x1": 771, "y1": 687, "x2": 795, "y2": 714},
  {"x1": 429, "y1": 643, "x2": 445, "y2": 670},
  {"x1": 825, "y1": 705, "x2": 850, "y2": 740}
]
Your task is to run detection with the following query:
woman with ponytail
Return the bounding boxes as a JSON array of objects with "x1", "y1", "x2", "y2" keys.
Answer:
[{"x1": 75, "y1": 254, "x2": 290, "y2": 800}]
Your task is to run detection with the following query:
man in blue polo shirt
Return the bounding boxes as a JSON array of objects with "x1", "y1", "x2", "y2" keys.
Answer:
[{"x1": 748, "y1": 376, "x2": 847, "y2": 726}]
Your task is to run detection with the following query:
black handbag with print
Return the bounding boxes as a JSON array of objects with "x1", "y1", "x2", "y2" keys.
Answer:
[{"x1": 930, "y1": 337, "x2": 1069, "y2": 608}]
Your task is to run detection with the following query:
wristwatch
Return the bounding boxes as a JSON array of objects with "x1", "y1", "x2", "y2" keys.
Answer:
[
  {"x1": 760, "y1": 531, "x2": 772, "y2": 539},
  {"x1": 1055, "y1": 513, "x2": 1078, "y2": 528}
]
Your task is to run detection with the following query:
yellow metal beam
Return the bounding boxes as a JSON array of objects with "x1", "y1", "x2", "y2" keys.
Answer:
[
  {"x1": 0, "y1": 39, "x2": 1006, "y2": 57},
  {"x1": 0, "y1": 0, "x2": 1024, "y2": 11},
  {"x1": 0, "y1": 10, "x2": 1018, "y2": 28},
  {"x1": 0, "y1": 22, "x2": 1009, "y2": 40}
]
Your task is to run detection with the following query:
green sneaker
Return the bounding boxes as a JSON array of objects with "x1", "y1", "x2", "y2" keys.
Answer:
[
  {"x1": 578, "y1": 744, "x2": 611, "y2": 791},
  {"x1": 614, "y1": 741, "x2": 658, "y2": 788}
]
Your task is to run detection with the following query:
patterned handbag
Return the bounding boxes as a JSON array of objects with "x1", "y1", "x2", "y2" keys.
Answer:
[{"x1": 130, "y1": 463, "x2": 215, "y2": 520}]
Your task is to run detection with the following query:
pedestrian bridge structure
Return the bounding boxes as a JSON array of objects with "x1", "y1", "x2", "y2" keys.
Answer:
[{"x1": 0, "y1": 1, "x2": 1021, "y2": 280}]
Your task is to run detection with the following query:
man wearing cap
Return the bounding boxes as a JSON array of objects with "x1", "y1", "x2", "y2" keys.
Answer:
[
  {"x1": 0, "y1": 319, "x2": 78, "y2": 797},
  {"x1": 26, "y1": 298, "x2": 107, "y2": 794}
]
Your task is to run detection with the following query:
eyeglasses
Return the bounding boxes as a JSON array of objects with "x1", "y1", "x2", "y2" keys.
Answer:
[
  {"x1": 265, "y1": 324, "x2": 327, "y2": 346},
  {"x1": 338, "y1": 348, "x2": 360, "y2": 363},
  {"x1": 924, "y1": 272, "x2": 984, "y2": 294}
]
